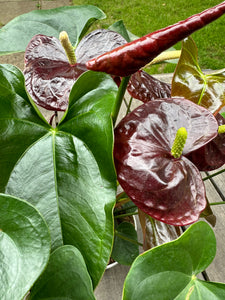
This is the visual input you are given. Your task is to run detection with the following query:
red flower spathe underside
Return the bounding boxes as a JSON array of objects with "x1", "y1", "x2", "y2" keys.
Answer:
[
  {"x1": 186, "y1": 113, "x2": 225, "y2": 171},
  {"x1": 114, "y1": 98, "x2": 218, "y2": 225}
]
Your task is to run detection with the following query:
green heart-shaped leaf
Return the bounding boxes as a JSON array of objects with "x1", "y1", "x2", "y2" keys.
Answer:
[
  {"x1": 0, "y1": 194, "x2": 51, "y2": 300},
  {"x1": 59, "y1": 70, "x2": 118, "y2": 182},
  {"x1": 0, "y1": 64, "x2": 117, "y2": 288},
  {"x1": 0, "y1": 5, "x2": 106, "y2": 55},
  {"x1": 29, "y1": 245, "x2": 96, "y2": 300},
  {"x1": 0, "y1": 64, "x2": 49, "y2": 191},
  {"x1": 123, "y1": 221, "x2": 225, "y2": 300},
  {"x1": 171, "y1": 37, "x2": 225, "y2": 114}
]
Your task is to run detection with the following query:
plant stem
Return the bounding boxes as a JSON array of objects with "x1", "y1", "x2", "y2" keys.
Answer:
[
  {"x1": 55, "y1": 111, "x2": 59, "y2": 127},
  {"x1": 116, "y1": 197, "x2": 130, "y2": 204},
  {"x1": 116, "y1": 191, "x2": 129, "y2": 202},
  {"x1": 112, "y1": 76, "x2": 130, "y2": 125},
  {"x1": 114, "y1": 204, "x2": 138, "y2": 215},
  {"x1": 147, "y1": 215, "x2": 158, "y2": 244},
  {"x1": 125, "y1": 96, "x2": 133, "y2": 115},
  {"x1": 115, "y1": 230, "x2": 143, "y2": 246},
  {"x1": 37, "y1": 0, "x2": 42, "y2": 9},
  {"x1": 210, "y1": 201, "x2": 225, "y2": 206},
  {"x1": 114, "y1": 211, "x2": 138, "y2": 219},
  {"x1": 202, "y1": 168, "x2": 225, "y2": 181}
]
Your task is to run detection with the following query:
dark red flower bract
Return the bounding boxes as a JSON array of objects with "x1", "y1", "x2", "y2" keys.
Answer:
[
  {"x1": 24, "y1": 30, "x2": 127, "y2": 111},
  {"x1": 114, "y1": 98, "x2": 218, "y2": 225},
  {"x1": 186, "y1": 113, "x2": 225, "y2": 171},
  {"x1": 127, "y1": 70, "x2": 171, "y2": 103},
  {"x1": 24, "y1": 34, "x2": 85, "y2": 111}
]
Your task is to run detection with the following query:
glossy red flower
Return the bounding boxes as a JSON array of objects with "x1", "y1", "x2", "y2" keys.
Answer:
[
  {"x1": 114, "y1": 98, "x2": 218, "y2": 225},
  {"x1": 186, "y1": 113, "x2": 225, "y2": 171}
]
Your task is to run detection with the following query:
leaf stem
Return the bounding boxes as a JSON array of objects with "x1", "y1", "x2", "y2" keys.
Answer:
[
  {"x1": 114, "y1": 211, "x2": 138, "y2": 219},
  {"x1": 210, "y1": 201, "x2": 225, "y2": 206},
  {"x1": 114, "y1": 204, "x2": 138, "y2": 215},
  {"x1": 116, "y1": 197, "x2": 130, "y2": 204},
  {"x1": 115, "y1": 230, "x2": 143, "y2": 246},
  {"x1": 112, "y1": 76, "x2": 130, "y2": 125},
  {"x1": 147, "y1": 215, "x2": 158, "y2": 244},
  {"x1": 202, "y1": 168, "x2": 225, "y2": 181},
  {"x1": 116, "y1": 191, "x2": 129, "y2": 202},
  {"x1": 125, "y1": 96, "x2": 133, "y2": 115}
]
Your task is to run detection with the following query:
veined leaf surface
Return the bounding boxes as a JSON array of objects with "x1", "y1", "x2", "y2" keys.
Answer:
[
  {"x1": 0, "y1": 194, "x2": 51, "y2": 300},
  {"x1": 29, "y1": 245, "x2": 96, "y2": 300},
  {"x1": 171, "y1": 37, "x2": 225, "y2": 114},
  {"x1": 0, "y1": 5, "x2": 106, "y2": 55},
  {"x1": 0, "y1": 64, "x2": 117, "y2": 288},
  {"x1": 123, "y1": 221, "x2": 225, "y2": 300}
]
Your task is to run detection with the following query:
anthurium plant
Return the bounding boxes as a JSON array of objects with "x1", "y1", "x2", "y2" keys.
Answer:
[{"x1": 1, "y1": 2, "x2": 225, "y2": 299}]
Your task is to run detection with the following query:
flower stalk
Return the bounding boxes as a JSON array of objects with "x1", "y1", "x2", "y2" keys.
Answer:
[
  {"x1": 210, "y1": 201, "x2": 225, "y2": 206},
  {"x1": 202, "y1": 168, "x2": 225, "y2": 181},
  {"x1": 112, "y1": 76, "x2": 130, "y2": 125},
  {"x1": 114, "y1": 211, "x2": 138, "y2": 219}
]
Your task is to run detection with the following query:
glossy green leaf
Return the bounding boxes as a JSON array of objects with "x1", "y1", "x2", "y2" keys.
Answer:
[
  {"x1": 171, "y1": 37, "x2": 225, "y2": 114},
  {"x1": 220, "y1": 112, "x2": 225, "y2": 119},
  {"x1": 59, "y1": 70, "x2": 118, "y2": 182},
  {"x1": 108, "y1": 20, "x2": 131, "y2": 42},
  {"x1": 0, "y1": 64, "x2": 117, "y2": 288},
  {"x1": 108, "y1": 20, "x2": 139, "y2": 42},
  {"x1": 0, "y1": 194, "x2": 51, "y2": 300},
  {"x1": 111, "y1": 222, "x2": 139, "y2": 265},
  {"x1": 123, "y1": 221, "x2": 225, "y2": 300},
  {"x1": 0, "y1": 64, "x2": 50, "y2": 191},
  {"x1": 0, "y1": 5, "x2": 106, "y2": 55},
  {"x1": 29, "y1": 245, "x2": 95, "y2": 300}
]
